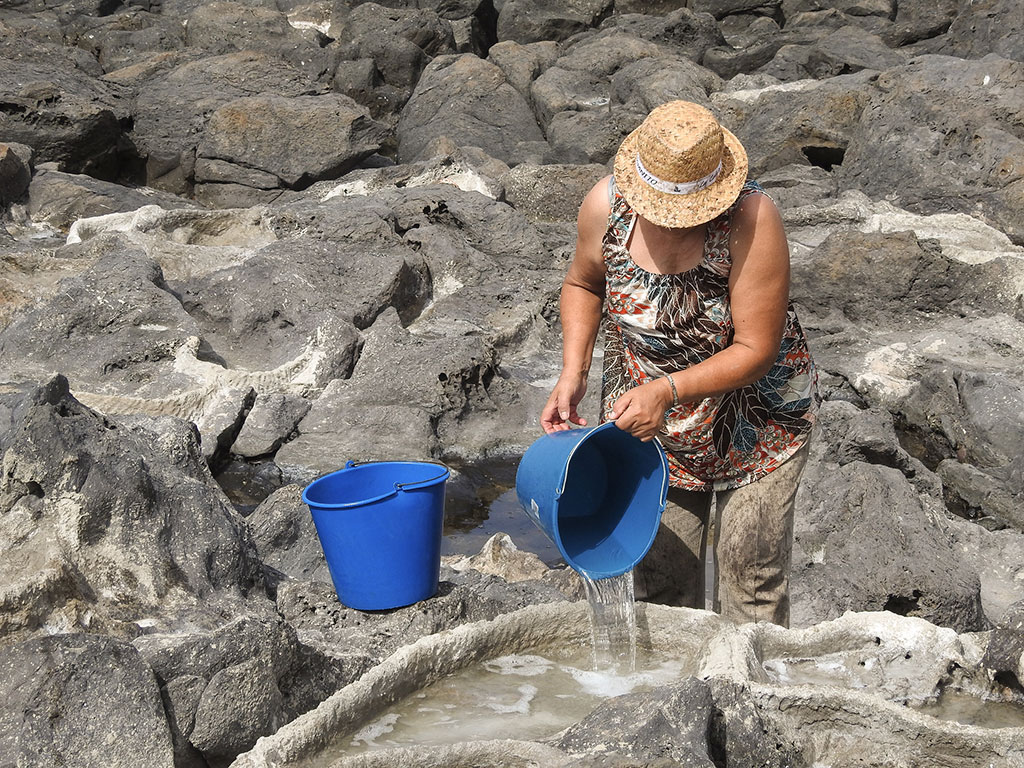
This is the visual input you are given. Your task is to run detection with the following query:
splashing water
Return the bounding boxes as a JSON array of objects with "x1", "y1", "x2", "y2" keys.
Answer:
[{"x1": 581, "y1": 570, "x2": 638, "y2": 673}]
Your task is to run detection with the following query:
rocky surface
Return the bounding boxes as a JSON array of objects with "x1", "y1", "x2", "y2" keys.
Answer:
[{"x1": 2, "y1": 0, "x2": 1024, "y2": 766}]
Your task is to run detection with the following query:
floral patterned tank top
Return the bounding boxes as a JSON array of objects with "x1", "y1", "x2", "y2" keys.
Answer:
[{"x1": 601, "y1": 178, "x2": 819, "y2": 491}]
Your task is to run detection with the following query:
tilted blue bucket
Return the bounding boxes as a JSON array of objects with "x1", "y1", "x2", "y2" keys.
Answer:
[
  {"x1": 515, "y1": 423, "x2": 668, "y2": 579},
  {"x1": 302, "y1": 460, "x2": 450, "y2": 611}
]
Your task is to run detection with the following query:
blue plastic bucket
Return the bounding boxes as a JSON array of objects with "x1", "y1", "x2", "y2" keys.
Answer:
[
  {"x1": 515, "y1": 423, "x2": 669, "y2": 579},
  {"x1": 302, "y1": 460, "x2": 450, "y2": 610}
]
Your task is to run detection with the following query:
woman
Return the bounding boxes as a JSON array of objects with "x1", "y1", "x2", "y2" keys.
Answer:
[{"x1": 540, "y1": 101, "x2": 819, "y2": 627}]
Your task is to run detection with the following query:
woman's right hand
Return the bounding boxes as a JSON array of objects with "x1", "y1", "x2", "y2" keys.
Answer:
[{"x1": 540, "y1": 373, "x2": 589, "y2": 433}]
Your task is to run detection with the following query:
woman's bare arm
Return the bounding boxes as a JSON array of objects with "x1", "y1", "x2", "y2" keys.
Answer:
[{"x1": 540, "y1": 176, "x2": 611, "y2": 432}]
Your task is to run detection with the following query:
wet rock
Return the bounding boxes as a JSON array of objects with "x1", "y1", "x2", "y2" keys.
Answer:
[
  {"x1": 247, "y1": 484, "x2": 331, "y2": 583},
  {"x1": 496, "y1": 0, "x2": 613, "y2": 44},
  {"x1": 559, "y1": 676, "x2": 798, "y2": 768},
  {"x1": 792, "y1": 400, "x2": 986, "y2": 632},
  {"x1": 502, "y1": 163, "x2": 607, "y2": 222},
  {"x1": 397, "y1": 53, "x2": 546, "y2": 165},
  {"x1": 0, "y1": 633, "x2": 174, "y2": 768}
]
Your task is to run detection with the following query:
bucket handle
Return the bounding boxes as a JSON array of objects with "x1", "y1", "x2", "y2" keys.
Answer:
[{"x1": 342, "y1": 460, "x2": 450, "y2": 498}]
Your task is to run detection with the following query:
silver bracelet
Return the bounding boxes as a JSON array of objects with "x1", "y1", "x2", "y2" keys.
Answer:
[{"x1": 663, "y1": 374, "x2": 678, "y2": 408}]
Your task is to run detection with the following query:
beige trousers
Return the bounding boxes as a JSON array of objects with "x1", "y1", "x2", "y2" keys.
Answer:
[{"x1": 634, "y1": 441, "x2": 810, "y2": 627}]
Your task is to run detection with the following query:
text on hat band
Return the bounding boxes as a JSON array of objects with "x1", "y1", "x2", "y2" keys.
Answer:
[{"x1": 635, "y1": 155, "x2": 723, "y2": 196}]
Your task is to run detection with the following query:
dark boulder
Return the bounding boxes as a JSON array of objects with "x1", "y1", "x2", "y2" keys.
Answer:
[{"x1": 397, "y1": 53, "x2": 546, "y2": 165}]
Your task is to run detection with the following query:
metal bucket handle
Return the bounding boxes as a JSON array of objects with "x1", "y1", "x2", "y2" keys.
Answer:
[{"x1": 343, "y1": 459, "x2": 450, "y2": 503}]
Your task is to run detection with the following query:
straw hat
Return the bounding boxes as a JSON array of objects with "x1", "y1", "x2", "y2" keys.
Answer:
[{"x1": 613, "y1": 101, "x2": 748, "y2": 229}]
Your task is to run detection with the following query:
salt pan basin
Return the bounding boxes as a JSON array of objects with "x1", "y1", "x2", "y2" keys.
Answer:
[{"x1": 231, "y1": 604, "x2": 1024, "y2": 768}]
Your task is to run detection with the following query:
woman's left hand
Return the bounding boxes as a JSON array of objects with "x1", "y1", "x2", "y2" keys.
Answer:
[{"x1": 610, "y1": 379, "x2": 673, "y2": 442}]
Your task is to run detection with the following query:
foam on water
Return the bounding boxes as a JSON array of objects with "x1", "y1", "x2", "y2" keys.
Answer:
[{"x1": 326, "y1": 646, "x2": 693, "y2": 757}]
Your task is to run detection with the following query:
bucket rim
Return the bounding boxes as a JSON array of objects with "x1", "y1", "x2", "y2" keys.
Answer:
[
  {"x1": 302, "y1": 459, "x2": 451, "y2": 510},
  {"x1": 552, "y1": 422, "x2": 670, "y2": 579}
]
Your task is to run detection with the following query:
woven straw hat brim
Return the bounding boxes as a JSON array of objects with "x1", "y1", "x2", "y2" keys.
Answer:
[{"x1": 613, "y1": 123, "x2": 749, "y2": 229}]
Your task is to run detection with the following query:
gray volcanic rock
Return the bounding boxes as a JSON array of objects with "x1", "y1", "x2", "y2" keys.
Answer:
[
  {"x1": 938, "y1": 457, "x2": 1024, "y2": 532},
  {"x1": 135, "y1": 614, "x2": 349, "y2": 763},
  {"x1": 232, "y1": 393, "x2": 311, "y2": 458},
  {"x1": 712, "y1": 71, "x2": 875, "y2": 177},
  {"x1": 0, "y1": 143, "x2": 32, "y2": 207},
  {"x1": 558, "y1": 676, "x2": 798, "y2": 767},
  {"x1": 328, "y1": 3, "x2": 459, "y2": 115},
  {"x1": 173, "y1": 234, "x2": 420, "y2": 370},
  {"x1": 0, "y1": 59, "x2": 129, "y2": 179},
  {"x1": 61, "y1": 8, "x2": 186, "y2": 74},
  {"x1": 790, "y1": 229, "x2": 1018, "y2": 322},
  {"x1": 546, "y1": 105, "x2": 647, "y2": 165},
  {"x1": 0, "y1": 376, "x2": 266, "y2": 639},
  {"x1": 942, "y1": 0, "x2": 1024, "y2": 62},
  {"x1": 502, "y1": 163, "x2": 608, "y2": 222},
  {"x1": 496, "y1": 0, "x2": 612, "y2": 44},
  {"x1": 792, "y1": 401, "x2": 986, "y2": 632},
  {"x1": 598, "y1": 7, "x2": 726, "y2": 64},
  {"x1": 761, "y1": 25, "x2": 905, "y2": 80},
  {"x1": 397, "y1": 53, "x2": 546, "y2": 165},
  {"x1": 275, "y1": 308, "x2": 497, "y2": 475},
  {"x1": 486, "y1": 39, "x2": 559, "y2": 98},
  {"x1": 692, "y1": 0, "x2": 781, "y2": 20},
  {"x1": 247, "y1": 484, "x2": 331, "y2": 583},
  {"x1": 0, "y1": 633, "x2": 174, "y2": 768},
  {"x1": 0, "y1": 243, "x2": 201, "y2": 390},
  {"x1": 838, "y1": 54, "x2": 1024, "y2": 242},
  {"x1": 184, "y1": 1, "x2": 333, "y2": 80},
  {"x1": 130, "y1": 51, "x2": 321, "y2": 194},
  {"x1": 611, "y1": 55, "x2": 722, "y2": 112},
  {"x1": 275, "y1": 566, "x2": 572, "y2": 666},
  {"x1": 26, "y1": 168, "x2": 197, "y2": 232},
  {"x1": 195, "y1": 93, "x2": 387, "y2": 193},
  {"x1": 888, "y1": 0, "x2": 960, "y2": 45}
]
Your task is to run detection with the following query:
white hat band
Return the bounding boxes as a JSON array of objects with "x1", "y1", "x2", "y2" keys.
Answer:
[{"x1": 635, "y1": 154, "x2": 723, "y2": 195}]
